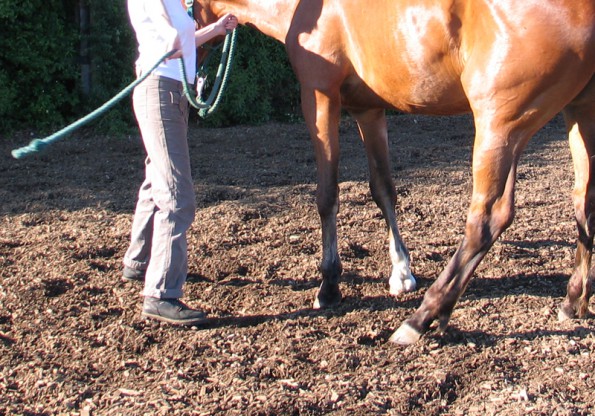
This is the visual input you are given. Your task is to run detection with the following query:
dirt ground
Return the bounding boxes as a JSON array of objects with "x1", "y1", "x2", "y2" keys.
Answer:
[{"x1": 1, "y1": 112, "x2": 594, "y2": 415}]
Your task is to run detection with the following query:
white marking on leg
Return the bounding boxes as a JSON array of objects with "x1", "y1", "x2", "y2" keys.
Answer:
[{"x1": 388, "y1": 237, "x2": 416, "y2": 295}]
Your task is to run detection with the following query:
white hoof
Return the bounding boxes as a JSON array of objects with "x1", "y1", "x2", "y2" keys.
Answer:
[
  {"x1": 389, "y1": 323, "x2": 422, "y2": 345},
  {"x1": 557, "y1": 308, "x2": 574, "y2": 322},
  {"x1": 389, "y1": 272, "x2": 417, "y2": 296}
]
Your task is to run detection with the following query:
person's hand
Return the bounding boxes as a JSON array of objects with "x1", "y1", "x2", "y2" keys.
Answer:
[
  {"x1": 165, "y1": 33, "x2": 183, "y2": 60},
  {"x1": 215, "y1": 13, "x2": 238, "y2": 36}
]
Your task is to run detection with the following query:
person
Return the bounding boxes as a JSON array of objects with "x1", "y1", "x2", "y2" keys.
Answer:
[{"x1": 123, "y1": 0, "x2": 238, "y2": 325}]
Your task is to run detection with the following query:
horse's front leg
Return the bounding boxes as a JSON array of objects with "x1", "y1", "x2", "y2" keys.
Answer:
[
  {"x1": 301, "y1": 88, "x2": 343, "y2": 309},
  {"x1": 350, "y1": 108, "x2": 416, "y2": 295}
]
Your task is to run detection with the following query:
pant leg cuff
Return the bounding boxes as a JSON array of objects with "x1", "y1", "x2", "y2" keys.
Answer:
[
  {"x1": 142, "y1": 288, "x2": 184, "y2": 299},
  {"x1": 124, "y1": 258, "x2": 148, "y2": 270}
]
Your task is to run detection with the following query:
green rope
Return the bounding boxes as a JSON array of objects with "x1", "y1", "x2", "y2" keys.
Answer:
[
  {"x1": 181, "y1": 28, "x2": 237, "y2": 118},
  {"x1": 11, "y1": 29, "x2": 237, "y2": 159},
  {"x1": 11, "y1": 50, "x2": 175, "y2": 160}
]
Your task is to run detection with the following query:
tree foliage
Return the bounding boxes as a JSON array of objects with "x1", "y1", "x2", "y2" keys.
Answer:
[{"x1": 0, "y1": 0, "x2": 80, "y2": 132}]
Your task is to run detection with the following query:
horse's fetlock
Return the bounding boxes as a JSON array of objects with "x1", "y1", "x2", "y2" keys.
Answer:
[{"x1": 319, "y1": 260, "x2": 342, "y2": 283}]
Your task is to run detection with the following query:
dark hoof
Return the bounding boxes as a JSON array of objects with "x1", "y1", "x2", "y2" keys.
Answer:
[{"x1": 313, "y1": 282, "x2": 342, "y2": 309}]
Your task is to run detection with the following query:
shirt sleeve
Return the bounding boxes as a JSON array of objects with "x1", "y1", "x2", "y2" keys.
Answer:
[{"x1": 146, "y1": 0, "x2": 179, "y2": 52}]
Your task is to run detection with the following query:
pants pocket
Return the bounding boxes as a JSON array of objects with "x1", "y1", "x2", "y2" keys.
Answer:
[{"x1": 165, "y1": 90, "x2": 188, "y2": 119}]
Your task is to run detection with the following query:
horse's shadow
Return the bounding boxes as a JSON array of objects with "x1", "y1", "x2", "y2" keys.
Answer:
[
  {"x1": 165, "y1": 293, "x2": 415, "y2": 338},
  {"x1": 189, "y1": 268, "x2": 570, "y2": 300},
  {"x1": 184, "y1": 268, "x2": 578, "y2": 347},
  {"x1": 465, "y1": 272, "x2": 569, "y2": 300},
  {"x1": 422, "y1": 325, "x2": 595, "y2": 349}
]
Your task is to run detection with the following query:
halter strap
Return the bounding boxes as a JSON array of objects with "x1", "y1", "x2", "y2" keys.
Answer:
[{"x1": 185, "y1": 0, "x2": 194, "y2": 18}]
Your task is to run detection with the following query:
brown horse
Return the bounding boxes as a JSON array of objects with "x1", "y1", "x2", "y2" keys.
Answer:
[{"x1": 192, "y1": 0, "x2": 595, "y2": 345}]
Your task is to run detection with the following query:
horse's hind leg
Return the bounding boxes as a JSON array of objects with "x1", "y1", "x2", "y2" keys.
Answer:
[
  {"x1": 560, "y1": 80, "x2": 595, "y2": 320},
  {"x1": 350, "y1": 108, "x2": 416, "y2": 294}
]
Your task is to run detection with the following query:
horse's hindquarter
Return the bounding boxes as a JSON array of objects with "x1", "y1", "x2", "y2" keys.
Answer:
[{"x1": 460, "y1": 0, "x2": 595, "y2": 123}]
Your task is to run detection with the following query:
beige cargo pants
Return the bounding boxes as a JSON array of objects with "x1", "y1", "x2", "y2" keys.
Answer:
[{"x1": 124, "y1": 75, "x2": 195, "y2": 299}]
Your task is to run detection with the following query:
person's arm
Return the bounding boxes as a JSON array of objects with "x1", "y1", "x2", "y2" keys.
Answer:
[{"x1": 195, "y1": 13, "x2": 238, "y2": 46}]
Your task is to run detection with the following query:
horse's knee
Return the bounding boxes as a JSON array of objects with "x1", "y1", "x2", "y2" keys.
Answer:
[{"x1": 316, "y1": 186, "x2": 339, "y2": 219}]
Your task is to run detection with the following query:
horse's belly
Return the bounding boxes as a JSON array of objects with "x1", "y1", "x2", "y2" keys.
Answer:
[
  {"x1": 341, "y1": 74, "x2": 471, "y2": 115},
  {"x1": 386, "y1": 82, "x2": 471, "y2": 115}
]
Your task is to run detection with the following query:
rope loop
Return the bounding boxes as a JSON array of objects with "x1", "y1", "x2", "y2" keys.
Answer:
[{"x1": 180, "y1": 28, "x2": 237, "y2": 117}]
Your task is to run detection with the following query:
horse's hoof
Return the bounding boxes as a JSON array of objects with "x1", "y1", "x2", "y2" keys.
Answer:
[
  {"x1": 558, "y1": 306, "x2": 576, "y2": 322},
  {"x1": 438, "y1": 313, "x2": 451, "y2": 333},
  {"x1": 389, "y1": 322, "x2": 422, "y2": 345},
  {"x1": 389, "y1": 273, "x2": 417, "y2": 296},
  {"x1": 313, "y1": 286, "x2": 342, "y2": 309}
]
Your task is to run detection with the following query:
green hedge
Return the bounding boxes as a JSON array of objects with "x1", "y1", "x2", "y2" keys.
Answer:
[
  {"x1": 0, "y1": 0, "x2": 80, "y2": 132},
  {"x1": 0, "y1": 1, "x2": 301, "y2": 134}
]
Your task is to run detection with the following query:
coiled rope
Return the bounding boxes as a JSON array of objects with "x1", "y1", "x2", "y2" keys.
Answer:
[
  {"x1": 185, "y1": 28, "x2": 237, "y2": 118},
  {"x1": 11, "y1": 29, "x2": 237, "y2": 159}
]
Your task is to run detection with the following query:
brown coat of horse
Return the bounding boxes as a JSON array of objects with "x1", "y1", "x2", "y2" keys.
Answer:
[{"x1": 192, "y1": 0, "x2": 595, "y2": 345}]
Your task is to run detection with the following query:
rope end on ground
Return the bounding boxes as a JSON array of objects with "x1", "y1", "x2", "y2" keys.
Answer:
[{"x1": 11, "y1": 139, "x2": 48, "y2": 159}]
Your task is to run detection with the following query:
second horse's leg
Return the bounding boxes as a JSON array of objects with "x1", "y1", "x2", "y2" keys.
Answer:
[
  {"x1": 559, "y1": 84, "x2": 595, "y2": 320},
  {"x1": 351, "y1": 108, "x2": 416, "y2": 295}
]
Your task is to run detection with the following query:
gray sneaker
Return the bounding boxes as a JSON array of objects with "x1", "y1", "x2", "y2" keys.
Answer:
[
  {"x1": 141, "y1": 297, "x2": 207, "y2": 326},
  {"x1": 122, "y1": 266, "x2": 145, "y2": 282}
]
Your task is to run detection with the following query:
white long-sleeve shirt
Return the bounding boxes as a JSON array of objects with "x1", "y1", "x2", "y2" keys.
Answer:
[{"x1": 127, "y1": 0, "x2": 196, "y2": 83}]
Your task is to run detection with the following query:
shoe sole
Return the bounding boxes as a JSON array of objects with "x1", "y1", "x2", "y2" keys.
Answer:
[
  {"x1": 121, "y1": 276, "x2": 144, "y2": 283},
  {"x1": 122, "y1": 267, "x2": 145, "y2": 283},
  {"x1": 141, "y1": 311, "x2": 208, "y2": 326}
]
